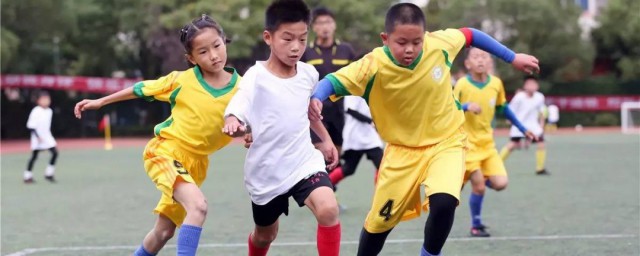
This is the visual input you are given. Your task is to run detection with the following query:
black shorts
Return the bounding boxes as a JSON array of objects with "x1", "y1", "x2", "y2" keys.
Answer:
[
  {"x1": 311, "y1": 99, "x2": 344, "y2": 146},
  {"x1": 511, "y1": 135, "x2": 545, "y2": 143},
  {"x1": 252, "y1": 172, "x2": 333, "y2": 227}
]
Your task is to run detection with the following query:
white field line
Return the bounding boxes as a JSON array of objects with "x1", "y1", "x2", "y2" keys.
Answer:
[{"x1": 5, "y1": 233, "x2": 637, "y2": 256}]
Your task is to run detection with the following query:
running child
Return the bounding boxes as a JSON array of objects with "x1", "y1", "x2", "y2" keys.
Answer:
[
  {"x1": 24, "y1": 91, "x2": 59, "y2": 183},
  {"x1": 75, "y1": 15, "x2": 239, "y2": 256}
]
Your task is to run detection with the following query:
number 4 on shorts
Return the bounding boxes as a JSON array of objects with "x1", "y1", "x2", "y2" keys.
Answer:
[{"x1": 379, "y1": 199, "x2": 394, "y2": 221}]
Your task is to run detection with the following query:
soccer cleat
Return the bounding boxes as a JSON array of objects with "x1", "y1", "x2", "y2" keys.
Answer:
[
  {"x1": 24, "y1": 178, "x2": 35, "y2": 184},
  {"x1": 536, "y1": 169, "x2": 550, "y2": 175},
  {"x1": 45, "y1": 175, "x2": 56, "y2": 183},
  {"x1": 470, "y1": 226, "x2": 490, "y2": 237}
]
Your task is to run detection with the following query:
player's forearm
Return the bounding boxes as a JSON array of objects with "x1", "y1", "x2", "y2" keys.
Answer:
[
  {"x1": 502, "y1": 105, "x2": 528, "y2": 134},
  {"x1": 99, "y1": 87, "x2": 137, "y2": 106},
  {"x1": 311, "y1": 78, "x2": 336, "y2": 102},
  {"x1": 310, "y1": 120, "x2": 333, "y2": 144},
  {"x1": 460, "y1": 28, "x2": 515, "y2": 63}
]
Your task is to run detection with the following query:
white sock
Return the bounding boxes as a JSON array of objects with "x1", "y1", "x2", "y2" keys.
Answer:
[
  {"x1": 24, "y1": 171, "x2": 33, "y2": 180},
  {"x1": 45, "y1": 165, "x2": 55, "y2": 177}
]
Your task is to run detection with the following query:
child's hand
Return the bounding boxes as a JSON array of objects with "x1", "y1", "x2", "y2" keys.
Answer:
[
  {"x1": 316, "y1": 141, "x2": 339, "y2": 170},
  {"x1": 308, "y1": 98, "x2": 323, "y2": 122},
  {"x1": 524, "y1": 131, "x2": 538, "y2": 142},
  {"x1": 468, "y1": 102, "x2": 482, "y2": 114},
  {"x1": 223, "y1": 116, "x2": 247, "y2": 137},
  {"x1": 243, "y1": 133, "x2": 253, "y2": 149},
  {"x1": 512, "y1": 53, "x2": 540, "y2": 75},
  {"x1": 74, "y1": 99, "x2": 104, "y2": 119}
]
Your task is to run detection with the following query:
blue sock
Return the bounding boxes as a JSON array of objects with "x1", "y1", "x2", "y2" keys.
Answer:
[
  {"x1": 421, "y1": 246, "x2": 441, "y2": 256},
  {"x1": 177, "y1": 224, "x2": 202, "y2": 256},
  {"x1": 133, "y1": 245, "x2": 155, "y2": 256},
  {"x1": 485, "y1": 179, "x2": 493, "y2": 189},
  {"x1": 469, "y1": 193, "x2": 484, "y2": 228}
]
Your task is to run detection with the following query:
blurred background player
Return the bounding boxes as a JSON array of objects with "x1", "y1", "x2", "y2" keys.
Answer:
[
  {"x1": 545, "y1": 104, "x2": 560, "y2": 133},
  {"x1": 75, "y1": 15, "x2": 239, "y2": 256},
  {"x1": 454, "y1": 48, "x2": 536, "y2": 237},
  {"x1": 500, "y1": 76, "x2": 549, "y2": 175},
  {"x1": 24, "y1": 91, "x2": 58, "y2": 183},
  {"x1": 302, "y1": 6, "x2": 357, "y2": 178},
  {"x1": 310, "y1": 3, "x2": 540, "y2": 255},
  {"x1": 329, "y1": 95, "x2": 384, "y2": 211},
  {"x1": 223, "y1": 1, "x2": 341, "y2": 255}
]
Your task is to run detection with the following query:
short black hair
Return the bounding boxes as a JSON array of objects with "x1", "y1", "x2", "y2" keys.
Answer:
[
  {"x1": 524, "y1": 74, "x2": 538, "y2": 81},
  {"x1": 265, "y1": 0, "x2": 310, "y2": 32},
  {"x1": 385, "y1": 3, "x2": 426, "y2": 33},
  {"x1": 38, "y1": 91, "x2": 50, "y2": 98},
  {"x1": 311, "y1": 7, "x2": 335, "y2": 23}
]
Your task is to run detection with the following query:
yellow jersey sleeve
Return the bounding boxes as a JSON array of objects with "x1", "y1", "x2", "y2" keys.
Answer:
[
  {"x1": 133, "y1": 71, "x2": 181, "y2": 102},
  {"x1": 453, "y1": 80, "x2": 464, "y2": 101},
  {"x1": 496, "y1": 77, "x2": 507, "y2": 106},
  {"x1": 427, "y1": 29, "x2": 467, "y2": 63},
  {"x1": 326, "y1": 52, "x2": 379, "y2": 99}
]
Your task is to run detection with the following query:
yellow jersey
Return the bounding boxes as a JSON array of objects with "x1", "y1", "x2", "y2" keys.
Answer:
[
  {"x1": 453, "y1": 74, "x2": 506, "y2": 149},
  {"x1": 133, "y1": 66, "x2": 240, "y2": 155},
  {"x1": 327, "y1": 29, "x2": 466, "y2": 147}
]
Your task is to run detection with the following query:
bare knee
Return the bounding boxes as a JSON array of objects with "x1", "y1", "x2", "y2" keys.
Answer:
[
  {"x1": 154, "y1": 226, "x2": 175, "y2": 243},
  {"x1": 252, "y1": 228, "x2": 278, "y2": 247},
  {"x1": 490, "y1": 177, "x2": 508, "y2": 191},
  {"x1": 315, "y1": 201, "x2": 339, "y2": 226},
  {"x1": 185, "y1": 198, "x2": 208, "y2": 219}
]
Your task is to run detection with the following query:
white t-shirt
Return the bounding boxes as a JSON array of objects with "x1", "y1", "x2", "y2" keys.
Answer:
[
  {"x1": 342, "y1": 96, "x2": 383, "y2": 151},
  {"x1": 225, "y1": 61, "x2": 326, "y2": 205},
  {"x1": 547, "y1": 104, "x2": 559, "y2": 123},
  {"x1": 509, "y1": 91, "x2": 546, "y2": 137},
  {"x1": 26, "y1": 106, "x2": 57, "y2": 150}
]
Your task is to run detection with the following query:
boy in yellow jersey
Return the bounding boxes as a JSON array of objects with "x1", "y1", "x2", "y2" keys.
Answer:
[
  {"x1": 454, "y1": 48, "x2": 536, "y2": 237},
  {"x1": 74, "y1": 15, "x2": 238, "y2": 256},
  {"x1": 310, "y1": 3, "x2": 539, "y2": 256}
]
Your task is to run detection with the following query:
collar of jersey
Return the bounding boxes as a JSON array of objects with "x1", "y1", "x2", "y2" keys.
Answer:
[
  {"x1": 383, "y1": 45, "x2": 423, "y2": 70},
  {"x1": 466, "y1": 74, "x2": 491, "y2": 90},
  {"x1": 194, "y1": 65, "x2": 238, "y2": 98}
]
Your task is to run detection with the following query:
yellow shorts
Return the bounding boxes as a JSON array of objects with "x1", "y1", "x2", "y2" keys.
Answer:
[
  {"x1": 363, "y1": 128, "x2": 467, "y2": 233},
  {"x1": 465, "y1": 149, "x2": 507, "y2": 178},
  {"x1": 143, "y1": 137, "x2": 209, "y2": 226}
]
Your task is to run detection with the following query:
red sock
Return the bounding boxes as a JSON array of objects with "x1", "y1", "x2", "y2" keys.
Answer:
[
  {"x1": 317, "y1": 223, "x2": 341, "y2": 256},
  {"x1": 248, "y1": 233, "x2": 270, "y2": 256},
  {"x1": 328, "y1": 167, "x2": 345, "y2": 185}
]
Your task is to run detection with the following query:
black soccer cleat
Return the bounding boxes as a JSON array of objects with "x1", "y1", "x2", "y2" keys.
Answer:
[
  {"x1": 24, "y1": 178, "x2": 35, "y2": 184},
  {"x1": 45, "y1": 175, "x2": 56, "y2": 183},
  {"x1": 470, "y1": 226, "x2": 491, "y2": 237},
  {"x1": 536, "y1": 169, "x2": 550, "y2": 175}
]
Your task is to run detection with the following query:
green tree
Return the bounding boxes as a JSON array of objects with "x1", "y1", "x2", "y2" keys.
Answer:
[
  {"x1": 427, "y1": 0, "x2": 595, "y2": 91},
  {"x1": 592, "y1": 0, "x2": 640, "y2": 81}
]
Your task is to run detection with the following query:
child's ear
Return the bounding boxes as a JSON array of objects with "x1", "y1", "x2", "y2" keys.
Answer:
[
  {"x1": 380, "y1": 32, "x2": 388, "y2": 45},
  {"x1": 263, "y1": 30, "x2": 272, "y2": 46},
  {"x1": 185, "y1": 54, "x2": 197, "y2": 66}
]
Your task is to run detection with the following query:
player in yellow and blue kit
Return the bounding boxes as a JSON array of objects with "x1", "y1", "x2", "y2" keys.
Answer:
[
  {"x1": 454, "y1": 48, "x2": 536, "y2": 237},
  {"x1": 74, "y1": 15, "x2": 239, "y2": 256},
  {"x1": 310, "y1": 3, "x2": 540, "y2": 256}
]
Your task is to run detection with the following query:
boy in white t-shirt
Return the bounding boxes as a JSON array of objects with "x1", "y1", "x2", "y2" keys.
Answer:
[
  {"x1": 500, "y1": 76, "x2": 549, "y2": 175},
  {"x1": 223, "y1": 1, "x2": 341, "y2": 255},
  {"x1": 24, "y1": 91, "x2": 58, "y2": 183},
  {"x1": 329, "y1": 96, "x2": 383, "y2": 189}
]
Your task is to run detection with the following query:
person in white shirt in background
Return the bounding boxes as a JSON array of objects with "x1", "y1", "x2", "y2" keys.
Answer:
[
  {"x1": 328, "y1": 96, "x2": 384, "y2": 211},
  {"x1": 222, "y1": 1, "x2": 341, "y2": 255},
  {"x1": 499, "y1": 76, "x2": 549, "y2": 175},
  {"x1": 24, "y1": 91, "x2": 58, "y2": 183},
  {"x1": 545, "y1": 104, "x2": 560, "y2": 133}
]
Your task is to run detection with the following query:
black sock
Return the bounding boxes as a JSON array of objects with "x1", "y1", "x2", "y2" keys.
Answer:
[
  {"x1": 26, "y1": 150, "x2": 40, "y2": 171},
  {"x1": 357, "y1": 228, "x2": 393, "y2": 256},
  {"x1": 423, "y1": 193, "x2": 458, "y2": 255}
]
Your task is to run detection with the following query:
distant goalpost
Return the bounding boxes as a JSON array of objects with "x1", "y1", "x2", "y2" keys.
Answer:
[{"x1": 621, "y1": 101, "x2": 640, "y2": 134}]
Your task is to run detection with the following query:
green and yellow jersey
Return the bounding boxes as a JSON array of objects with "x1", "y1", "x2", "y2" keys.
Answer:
[
  {"x1": 327, "y1": 29, "x2": 467, "y2": 147},
  {"x1": 133, "y1": 66, "x2": 240, "y2": 155}
]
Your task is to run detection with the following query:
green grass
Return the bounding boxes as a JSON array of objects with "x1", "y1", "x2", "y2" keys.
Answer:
[{"x1": 2, "y1": 133, "x2": 639, "y2": 255}]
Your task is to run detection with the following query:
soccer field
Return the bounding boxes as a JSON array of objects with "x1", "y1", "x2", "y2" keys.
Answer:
[{"x1": 2, "y1": 133, "x2": 639, "y2": 256}]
